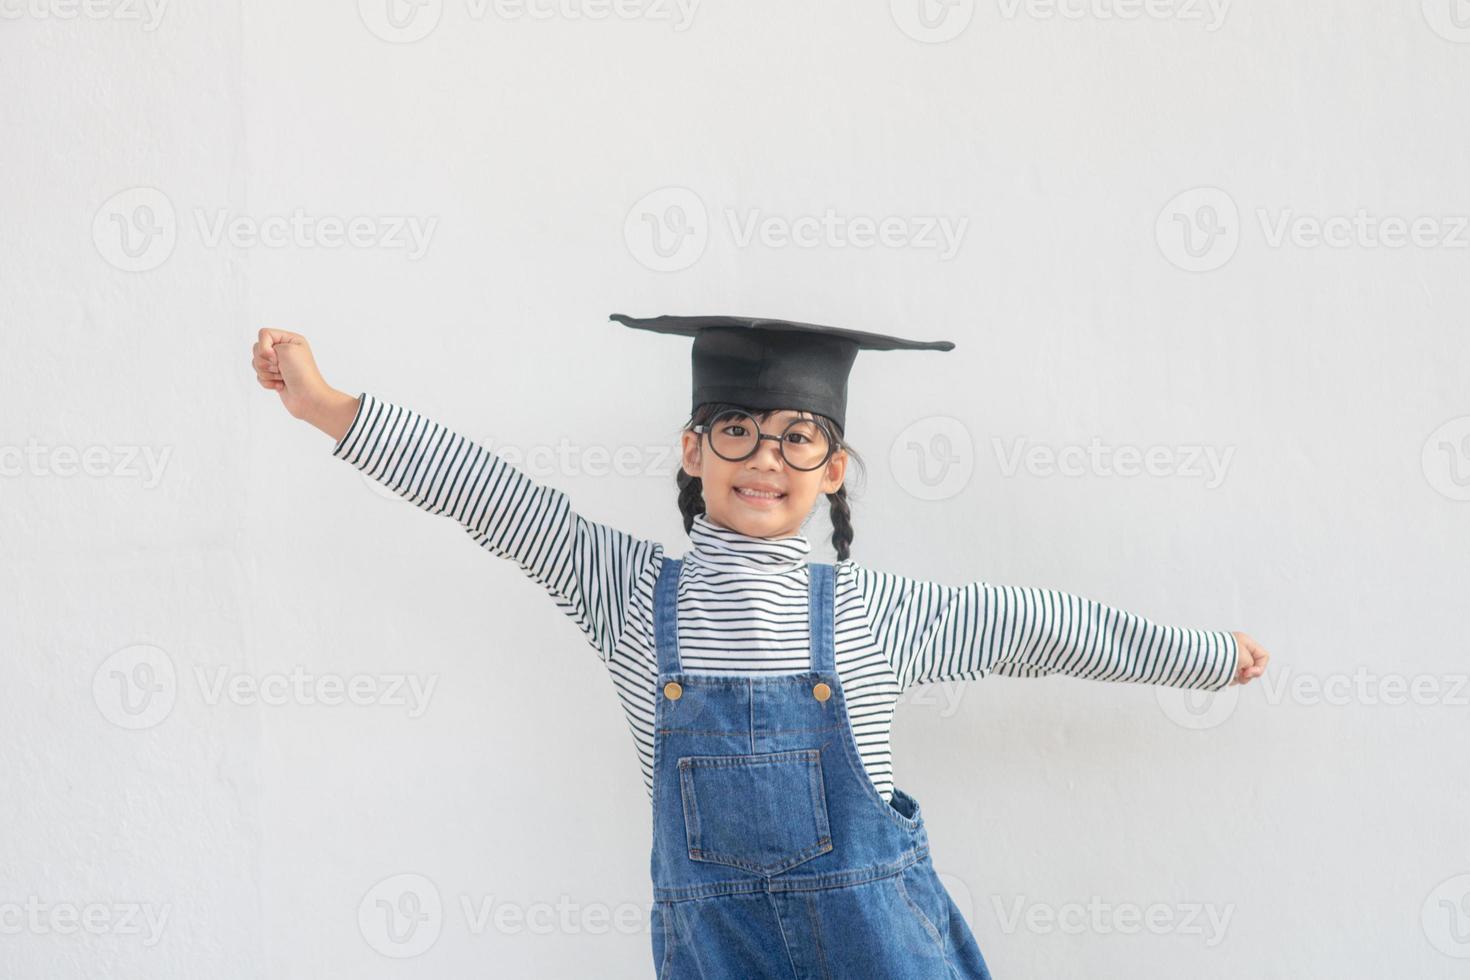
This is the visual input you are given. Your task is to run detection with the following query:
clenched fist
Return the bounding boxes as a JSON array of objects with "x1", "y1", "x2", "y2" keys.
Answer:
[
  {"x1": 1230, "y1": 631, "x2": 1270, "y2": 686},
  {"x1": 251, "y1": 328, "x2": 361, "y2": 441}
]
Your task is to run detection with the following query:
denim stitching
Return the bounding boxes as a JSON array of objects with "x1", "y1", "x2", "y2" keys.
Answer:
[
  {"x1": 656, "y1": 724, "x2": 844, "y2": 737},
  {"x1": 678, "y1": 765, "x2": 701, "y2": 856},
  {"x1": 676, "y1": 755, "x2": 819, "y2": 770},
  {"x1": 679, "y1": 749, "x2": 832, "y2": 876},
  {"x1": 656, "y1": 903, "x2": 674, "y2": 980},
  {"x1": 895, "y1": 869, "x2": 947, "y2": 952},
  {"x1": 652, "y1": 673, "x2": 831, "y2": 688},
  {"x1": 803, "y1": 892, "x2": 834, "y2": 980},
  {"x1": 765, "y1": 893, "x2": 803, "y2": 980},
  {"x1": 654, "y1": 844, "x2": 931, "y2": 902}
]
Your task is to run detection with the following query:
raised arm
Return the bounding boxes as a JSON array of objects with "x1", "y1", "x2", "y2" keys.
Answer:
[
  {"x1": 845, "y1": 560, "x2": 1240, "y2": 693},
  {"x1": 252, "y1": 328, "x2": 660, "y2": 662},
  {"x1": 332, "y1": 392, "x2": 665, "y2": 659}
]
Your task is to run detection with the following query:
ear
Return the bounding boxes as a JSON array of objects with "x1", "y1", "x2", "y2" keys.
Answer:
[
  {"x1": 680, "y1": 429, "x2": 704, "y2": 479},
  {"x1": 818, "y1": 448, "x2": 847, "y2": 495}
]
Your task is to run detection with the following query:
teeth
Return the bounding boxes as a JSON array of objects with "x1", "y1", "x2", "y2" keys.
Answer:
[{"x1": 737, "y1": 488, "x2": 782, "y2": 498}]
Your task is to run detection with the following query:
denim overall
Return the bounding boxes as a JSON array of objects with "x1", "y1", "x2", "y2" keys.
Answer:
[{"x1": 649, "y1": 558, "x2": 995, "y2": 979}]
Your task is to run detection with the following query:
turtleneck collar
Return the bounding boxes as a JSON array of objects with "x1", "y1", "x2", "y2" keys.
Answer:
[{"x1": 687, "y1": 512, "x2": 811, "y2": 573}]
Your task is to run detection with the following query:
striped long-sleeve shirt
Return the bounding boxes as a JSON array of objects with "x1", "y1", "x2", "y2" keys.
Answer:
[{"x1": 332, "y1": 393, "x2": 1238, "y2": 804}]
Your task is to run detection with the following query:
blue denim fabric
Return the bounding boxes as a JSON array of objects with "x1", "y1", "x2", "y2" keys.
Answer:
[{"x1": 650, "y1": 558, "x2": 995, "y2": 979}]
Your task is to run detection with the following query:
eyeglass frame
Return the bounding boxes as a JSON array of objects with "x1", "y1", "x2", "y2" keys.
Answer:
[{"x1": 691, "y1": 410, "x2": 838, "y2": 472}]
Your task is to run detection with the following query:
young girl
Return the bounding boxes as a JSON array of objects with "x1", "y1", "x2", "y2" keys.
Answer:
[{"x1": 251, "y1": 316, "x2": 1268, "y2": 979}]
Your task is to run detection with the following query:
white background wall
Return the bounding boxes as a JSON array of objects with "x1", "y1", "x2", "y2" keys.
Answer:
[{"x1": 4, "y1": 1, "x2": 1469, "y2": 977}]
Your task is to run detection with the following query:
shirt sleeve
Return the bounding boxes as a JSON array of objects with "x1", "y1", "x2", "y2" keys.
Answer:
[
  {"x1": 329, "y1": 392, "x2": 661, "y2": 663},
  {"x1": 844, "y1": 559, "x2": 1237, "y2": 693}
]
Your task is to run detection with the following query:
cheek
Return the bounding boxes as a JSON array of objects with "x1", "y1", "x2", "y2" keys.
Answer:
[
  {"x1": 697, "y1": 461, "x2": 736, "y2": 493},
  {"x1": 785, "y1": 478, "x2": 821, "y2": 503}
]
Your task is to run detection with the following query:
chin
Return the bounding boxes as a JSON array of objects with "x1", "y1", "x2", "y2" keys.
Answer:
[{"x1": 715, "y1": 499, "x2": 790, "y2": 533}]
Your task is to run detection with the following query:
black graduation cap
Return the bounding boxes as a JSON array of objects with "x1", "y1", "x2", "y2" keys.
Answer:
[{"x1": 610, "y1": 313, "x2": 955, "y2": 432}]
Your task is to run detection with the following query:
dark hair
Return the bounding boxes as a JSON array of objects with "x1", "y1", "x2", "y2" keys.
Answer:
[{"x1": 674, "y1": 402, "x2": 866, "y2": 561}]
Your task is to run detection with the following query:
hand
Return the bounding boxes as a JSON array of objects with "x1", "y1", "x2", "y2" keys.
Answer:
[
  {"x1": 251, "y1": 328, "x2": 333, "y2": 420},
  {"x1": 1230, "y1": 631, "x2": 1270, "y2": 686}
]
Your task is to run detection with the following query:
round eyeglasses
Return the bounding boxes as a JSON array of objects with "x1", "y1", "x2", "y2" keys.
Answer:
[{"x1": 692, "y1": 410, "x2": 835, "y2": 471}]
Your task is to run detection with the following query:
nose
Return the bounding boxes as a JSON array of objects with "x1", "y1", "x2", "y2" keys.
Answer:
[{"x1": 746, "y1": 435, "x2": 785, "y2": 470}]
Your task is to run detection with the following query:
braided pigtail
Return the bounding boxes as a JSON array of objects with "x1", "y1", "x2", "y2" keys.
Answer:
[
  {"x1": 827, "y1": 484, "x2": 854, "y2": 562},
  {"x1": 676, "y1": 469, "x2": 706, "y2": 534}
]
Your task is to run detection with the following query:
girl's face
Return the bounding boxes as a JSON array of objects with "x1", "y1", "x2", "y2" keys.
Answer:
[{"x1": 680, "y1": 408, "x2": 847, "y2": 539}]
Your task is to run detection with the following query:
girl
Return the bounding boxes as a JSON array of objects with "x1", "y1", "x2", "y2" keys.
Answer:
[{"x1": 251, "y1": 317, "x2": 1268, "y2": 979}]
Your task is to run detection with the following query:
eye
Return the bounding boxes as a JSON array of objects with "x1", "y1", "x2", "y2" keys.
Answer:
[
  {"x1": 721, "y1": 423, "x2": 749, "y2": 437},
  {"x1": 784, "y1": 432, "x2": 811, "y2": 444}
]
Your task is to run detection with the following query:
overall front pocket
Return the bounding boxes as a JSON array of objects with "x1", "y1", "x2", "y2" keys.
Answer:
[{"x1": 677, "y1": 748, "x2": 832, "y2": 876}]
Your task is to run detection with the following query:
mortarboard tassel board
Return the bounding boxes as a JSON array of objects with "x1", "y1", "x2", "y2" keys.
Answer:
[{"x1": 609, "y1": 314, "x2": 956, "y2": 433}]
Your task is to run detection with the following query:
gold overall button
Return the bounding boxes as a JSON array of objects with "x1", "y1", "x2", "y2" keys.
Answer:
[
  {"x1": 812, "y1": 682, "x2": 832, "y2": 702},
  {"x1": 663, "y1": 681, "x2": 683, "y2": 700}
]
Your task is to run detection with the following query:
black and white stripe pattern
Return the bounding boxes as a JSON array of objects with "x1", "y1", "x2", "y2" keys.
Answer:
[{"x1": 332, "y1": 393, "x2": 1238, "y2": 803}]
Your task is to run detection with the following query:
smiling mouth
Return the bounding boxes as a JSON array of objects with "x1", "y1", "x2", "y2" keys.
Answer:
[{"x1": 734, "y1": 487, "x2": 787, "y2": 502}]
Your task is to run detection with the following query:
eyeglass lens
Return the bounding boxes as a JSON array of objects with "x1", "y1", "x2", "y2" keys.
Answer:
[{"x1": 707, "y1": 411, "x2": 831, "y2": 470}]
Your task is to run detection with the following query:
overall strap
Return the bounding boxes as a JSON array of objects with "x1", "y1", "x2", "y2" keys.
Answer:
[
  {"x1": 807, "y1": 561, "x2": 836, "y2": 675},
  {"x1": 653, "y1": 555, "x2": 683, "y2": 675}
]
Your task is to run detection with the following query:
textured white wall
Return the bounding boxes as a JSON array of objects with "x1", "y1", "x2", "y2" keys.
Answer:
[{"x1": 4, "y1": 2, "x2": 1469, "y2": 977}]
